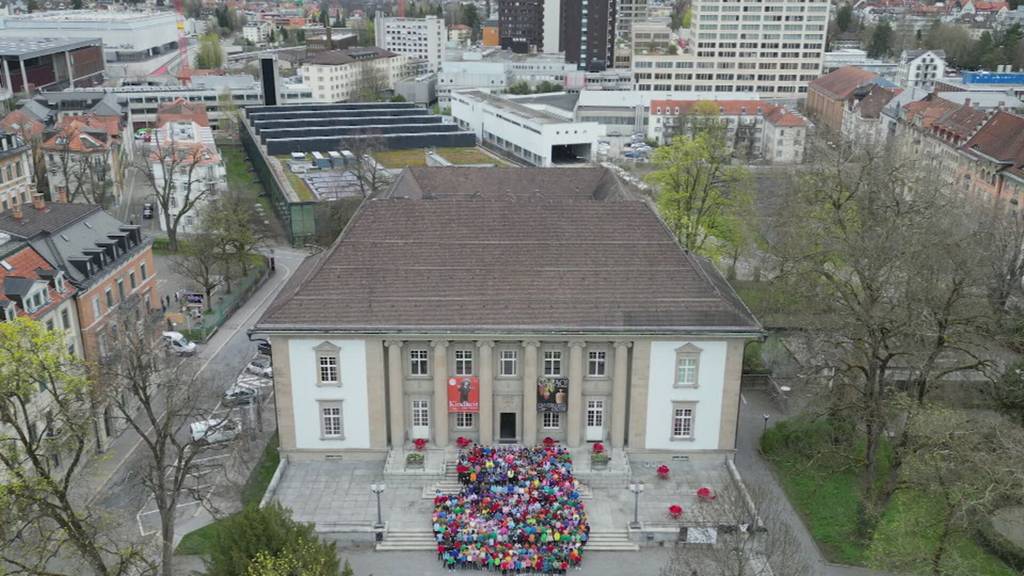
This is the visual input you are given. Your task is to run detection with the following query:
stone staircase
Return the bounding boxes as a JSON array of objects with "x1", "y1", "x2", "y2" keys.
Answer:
[
  {"x1": 585, "y1": 530, "x2": 639, "y2": 551},
  {"x1": 375, "y1": 529, "x2": 436, "y2": 551}
]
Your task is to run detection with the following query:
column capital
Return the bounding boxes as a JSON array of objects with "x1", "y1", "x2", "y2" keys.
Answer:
[
  {"x1": 385, "y1": 339, "x2": 403, "y2": 349},
  {"x1": 477, "y1": 339, "x2": 495, "y2": 349},
  {"x1": 522, "y1": 339, "x2": 540, "y2": 349},
  {"x1": 430, "y1": 339, "x2": 449, "y2": 349},
  {"x1": 613, "y1": 340, "x2": 633, "y2": 350},
  {"x1": 568, "y1": 340, "x2": 587, "y2": 350}
]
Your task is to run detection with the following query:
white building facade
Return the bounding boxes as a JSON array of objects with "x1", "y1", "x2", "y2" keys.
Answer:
[
  {"x1": 896, "y1": 49, "x2": 946, "y2": 90},
  {"x1": 374, "y1": 14, "x2": 445, "y2": 74},
  {"x1": 243, "y1": 21, "x2": 273, "y2": 45},
  {"x1": 300, "y1": 49, "x2": 410, "y2": 103},
  {"x1": 150, "y1": 121, "x2": 227, "y2": 234}
]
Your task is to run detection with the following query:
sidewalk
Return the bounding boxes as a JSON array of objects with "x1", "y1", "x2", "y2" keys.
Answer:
[{"x1": 73, "y1": 247, "x2": 302, "y2": 508}]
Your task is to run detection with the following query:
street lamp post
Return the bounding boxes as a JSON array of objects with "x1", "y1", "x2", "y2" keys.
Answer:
[
  {"x1": 370, "y1": 483, "x2": 386, "y2": 530},
  {"x1": 628, "y1": 480, "x2": 644, "y2": 530},
  {"x1": 762, "y1": 413, "x2": 770, "y2": 435}
]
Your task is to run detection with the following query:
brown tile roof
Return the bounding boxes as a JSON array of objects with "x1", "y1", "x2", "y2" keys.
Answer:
[
  {"x1": 384, "y1": 166, "x2": 627, "y2": 201},
  {"x1": 809, "y1": 66, "x2": 879, "y2": 100},
  {"x1": 963, "y1": 111, "x2": 1024, "y2": 179},
  {"x1": 305, "y1": 46, "x2": 398, "y2": 66},
  {"x1": 0, "y1": 244, "x2": 76, "y2": 319},
  {"x1": 41, "y1": 115, "x2": 120, "y2": 153},
  {"x1": 257, "y1": 176, "x2": 761, "y2": 334},
  {"x1": 156, "y1": 98, "x2": 211, "y2": 127},
  {"x1": 1, "y1": 109, "x2": 45, "y2": 140},
  {"x1": 903, "y1": 97, "x2": 959, "y2": 129},
  {"x1": 851, "y1": 85, "x2": 902, "y2": 119},
  {"x1": 931, "y1": 104, "x2": 990, "y2": 143},
  {"x1": 764, "y1": 107, "x2": 808, "y2": 127}
]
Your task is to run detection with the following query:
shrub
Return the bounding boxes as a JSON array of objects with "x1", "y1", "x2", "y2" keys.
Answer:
[
  {"x1": 406, "y1": 452, "x2": 424, "y2": 465},
  {"x1": 206, "y1": 503, "x2": 340, "y2": 576},
  {"x1": 591, "y1": 452, "x2": 610, "y2": 465}
]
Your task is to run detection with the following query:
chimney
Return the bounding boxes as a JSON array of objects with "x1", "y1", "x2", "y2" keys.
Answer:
[
  {"x1": 11, "y1": 202, "x2": 22, "y2": 220},
  {"x1": 965, "y1": 97, "x2": 971, "y2": 108},
  {"x1": 32, "y1": 193, "x2": 45, "y2": 211},
  {"x1": 57, "y1": 187, "x2": 69, "y2": 204}
]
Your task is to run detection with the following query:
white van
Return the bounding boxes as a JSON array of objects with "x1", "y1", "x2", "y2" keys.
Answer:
[
  {"x1": 190, "y1": 418, "x2": 241, "y2": 444},
  {"x1": 161, "y1": 331, "x2": 197, "y2": 356}
]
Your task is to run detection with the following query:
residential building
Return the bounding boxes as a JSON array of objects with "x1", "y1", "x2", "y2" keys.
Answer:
[
  {"x1": 822, "y1": 49, "x2": 897, "y2": 76},
  {"x1": 437, "y1": 50, "x2": 576, "y2": 106},
  {"x1": 498, "y1": 0, "x2": 546, "y2": 53},
  {"x1": 0, "y1": 11, "x2": 180, "y2": 78},
  {"x1": 250, "y1": 165, "x2": 761, "y2": 454},
  {"x1": 958, "y1": 111, "x2": 1024, "y2": 203},
  {"x1": 896, "y1": 49, "x2": 946, "y2": 90},
  {"x1": 243, "y1": 21, "x2": 273, "y2": 45},
  {"x1": 617, "y1": 0, "x2": 650, "y2": 38},
  {"x1": 0, "y1": 129, "x2": 33, "y2": 213},
  {"x1": 0, "y1": 38, "x2": 105, "y2": 99},
  {"x1": 149, "y1": 100, "x2": 226, "y2": 234},
  {"x1": 482, "y1": 19, "x2": 501, "y2": 47},
  {"x1": 449, "y1": 24, "x2": 473, "y2": 47},
  {"x1": 647, "y1": 98, "x2": 808, "y2": 162},
  {"x1": 300, "y1": 47, "x2": 411, "y2": 102},
  {"x1": 562, "y1": 0, "x2": 616, "y2": 72},
  {"x1": 630, "y1": 0, "x2": 831, "y2": 96},
  {"x1": 841, "y1": 83, "x2": 902, "y2": 145},
  {"x1": 41, "y1": 114, "x2": 127, "y2": 207},
  {"x1": 451, "y1": 90, "x2": 605, "y2": 166},
  {"x1": 806, "y1": 66, "x2": 878, "y2": 133},
  {"x1": 0, "y1": 201, "x2": 158, "y2": 452},
  {"x1": 374, "y1": 14, "x2": 445, "y2": 74}
]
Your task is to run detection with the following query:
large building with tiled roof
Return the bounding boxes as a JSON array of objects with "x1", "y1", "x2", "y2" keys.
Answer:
[
  {"x1": 252, "y1": 166, "x2": 761, "y2": 457},
  {"x1": 807, "y1": 66, "x2": 879, "y2": 133},
  {"x1": 41, "y1": 113, "x2": 129, "y2": 206},
  {"x1": 958, "y1": 111, "x2": 1024, "y2": 202}
]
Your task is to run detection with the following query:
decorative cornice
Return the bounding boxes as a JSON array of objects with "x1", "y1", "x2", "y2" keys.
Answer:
[
  {"x1": 522, "y1": 340, "x2": 540, "y2": 349},
  {"x1": 430, "y1": 339, "x2": 449, "y2": 349},
  {"x1": 384, "y1": 339, "x2": 403, "y2": 348},
  {"x1": 613, "y1": 340, "x2": 633, "y2": 349},
  {"x1": 568, "y1": 340, "x2": 587, "y2": 349},
  {"x1": 476, "y1": 340, "x2": 495, "y2": 349}
]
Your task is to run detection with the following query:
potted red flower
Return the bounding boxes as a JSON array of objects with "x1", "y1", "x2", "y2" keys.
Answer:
[
  {"x1": 697, "y1": 487, "x2": 716, "y2": 501},
  {"x1": 657, "y1": 464, "x2": 670, "y2": 479},
  {"x1": 456, "y1": 436, "x2": 471, "y2": 448},
  {"x1": 668, "y1": 504, "x2": 683, "y2": 519},
  {"x1": 543, "y1": 436, "x2": 556, "y2": 447},
  {"x1": 592, "y1": 442, "x2": 605, "y2": 454},
  {"x1": 413, "y1": 438, "x2": 427, "y2": 451}
]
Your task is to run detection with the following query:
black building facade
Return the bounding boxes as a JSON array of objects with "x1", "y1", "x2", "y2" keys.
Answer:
[{"x1": 561, "y1": 0, "x2": 616, "y2": 72}]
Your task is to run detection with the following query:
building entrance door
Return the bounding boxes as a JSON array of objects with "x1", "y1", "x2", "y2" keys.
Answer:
[
  {"x1": 586, "y1": 399, "x2": 605, "y2": 442},
  {"x1": 499, "y1": 412, "x2": 517, "y2": 442},
  {"x1": 411, "y1": 399, "x2": 430, "y2": 440}
]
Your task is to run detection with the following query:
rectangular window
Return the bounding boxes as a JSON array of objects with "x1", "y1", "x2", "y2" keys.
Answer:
[
  {"x1": 455, "y1": 349, "x2": 473, "y2": 375},
  {"x1": 61, "y1": 308, "x2": 70, "y2": 330},
  {"x1": 46, "y1": 319, "x2": 55, "y2": 331},
  {"x1": 410, "y1": 349, "x2": 429, "y2": 375},
  {"x1": 129, "y1": 271, "x2": 137, "y2": 290},
  {"x1": 677, "y1": 357, "x2": 697, "y2": 386},
  {"x1": 319, "y1": 355, "x2": 338, "y2": 384},
  {"x1": 500, "y1": 350, "x2": 518, "y2": 376},
  {"x1": 587, "y1": 399, "x2": 605, "y2": 427},
  {"x1": 455, "y1": 412, "x2": 474, "y2": 429},
  {"x1": 672, "y1": 405, "x2": 695, "y2": 439},
  {"x1": 117, "y1": 279, "x2": 125, "y2": 301},
  {"x1": 412, "y1": 399, "x2": 430, "y2": 427},
  {"x1": 105, "y1": 288, "x2": 114, "y2": 307},
  {"x1": 588, "y1": 351, "x2": 606, "y2": 376},
  {"x1": 542, "y1": 412, "x2": 561, "y2": 429},
  {"x1": 320, "y1": 402, "x2": 344, "y2": 438},
  {"x1": 543, "y1": 350, "x2": 562, "y2": 376},
  {"x1": 140, "y1": 263, "x2": 148, "y2": 280}
]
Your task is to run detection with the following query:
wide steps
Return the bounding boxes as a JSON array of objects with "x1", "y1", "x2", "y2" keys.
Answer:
[
  {"x1": 376, "y1": 530, "x2": 436, "y2": 551},
  {"x1": 585, "y1": 532, "x2": 639, "y2": 552}
]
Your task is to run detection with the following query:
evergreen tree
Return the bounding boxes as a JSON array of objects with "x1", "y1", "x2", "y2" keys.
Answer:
[
  {"x1": 836, "y1": 3, "x2": 852, "y2": 32},
  {"x1": 867, "y1": 21, "x2": 893, "y2": 58}
]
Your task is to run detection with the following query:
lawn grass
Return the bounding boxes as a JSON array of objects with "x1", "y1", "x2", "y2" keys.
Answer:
[
  {"x1": 373, "y1": 147, "x2": 508, "y2": 169},
  {"x1": 176, "y1": 433, "x2": 279, "y2": 556},
  {"x1": 222, "y1": 145, "x2": 263, "y2": 195},
  {"x1": 762, "y1": 419, "x2": 1016, "y2": 573},
  {"x1": 271, "y1": 155, "x2": 316, "y2": 201},
  {"x1": 437, "y1": 147, "x2": 508, "y2": 166},
  {"x1": 373, "y1": 148, "x2": 427, "y2": 168}
]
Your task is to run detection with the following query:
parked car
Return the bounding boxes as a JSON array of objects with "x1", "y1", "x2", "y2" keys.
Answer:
[
  {"x1": 245, "y1": 355, "x2": 273, "y2": 378},
  {"x1": 190, "y1": 418, "x2": 241, "y2": 444},
  {"x1": 222, "y1": 385, "x2": 257, "y2": 407},
  {"x1": 142, "y1": 202, "x2": 154, "y2": 219},
  {"x1": 161, "y1": 331, "x2": 196, "y2": 356}
]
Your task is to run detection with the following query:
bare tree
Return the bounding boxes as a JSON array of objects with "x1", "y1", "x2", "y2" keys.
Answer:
[
  {"x1": 973, "y1": 196, "x2": 1024, "y2": 314},
  {"x1": 660, "y1": 483, "x2": 814, "y2": 576},
  {"x1": 0, "y1": 317, "x2": 152, "y2": 576},
  {"x1": 344, "y1": 132, "x2": 391, "y2": 199},
  {"x1": 136, "y1": 137, "x2": 217, "y2": 252},
  {"x1": 172, "y1": 232, "x2": 225, "y2": 312},
  {"x1": 351, "y1": 61, "x2": 388, "y2": 102},
  {"x1": 103, "y1": 316, "x2": 240, "y2": 576}
]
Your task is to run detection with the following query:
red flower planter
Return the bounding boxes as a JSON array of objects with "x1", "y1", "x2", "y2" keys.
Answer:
[
  {"x1": 657, "y1": 464, "x2": 670, "y2": 479},
  {"x1": 592, "y1": 442, "x2": 605, "y2": 454},
  {"x1": 543, "y1": 437, "x2": 557, "y2": 447},
  {"x1": 697, "y1": 487, "x2": 716, "y2": 501},
  {"x1": 456, "y1": 436, "x2": 471, "y2": 448},
  {"x1": 413, "y1": 438, "x2": 427, "y2": 451},
  {"x1": 668, "y1": 504, "x2": 683, "y2": 519}
]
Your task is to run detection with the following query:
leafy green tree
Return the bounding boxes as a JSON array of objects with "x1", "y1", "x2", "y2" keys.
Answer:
[
  {"x1": 534, "y1": 80, "x2": 562, "y2": 93},
  {"x1": 207, "y1": 504, "x2": 342, "y2": 576},
  {"x1": 645, "y1": 131, "x2": 751, "y2": 257},
  {"x1": 867, "y1": 21, "x2": 893, "y2": 58},
  {"x1": 0, "y1": 318, "x2": 150, "y2": 576},
  {"x1": 195, "y1": 33, "x2": 224, "y2": 69},
  {"x1": 506, "y1": 80, "x2": 531, "y2": 94},
  {"x1": 836, "y1": 3, "x2": 852, "y2": 32},
  {"x1": 461, "y1": 3, "x2": 480, "y2": 39},
  {"x1": 72, "y1": 0, "x2": 83, "y2": 9},
  {"x1": 319, "y1": 1, "x2": 330, "y2": 28}
]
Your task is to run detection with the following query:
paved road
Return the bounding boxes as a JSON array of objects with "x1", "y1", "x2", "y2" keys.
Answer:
[{"x1": 78, "y1": 245, "x2": 309, "y2": 545}]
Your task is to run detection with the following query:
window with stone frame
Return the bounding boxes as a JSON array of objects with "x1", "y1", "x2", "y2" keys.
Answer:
[
  {"x1": 455, "y1": 349, "x2": 474, "y2": 375},
  {"x1": 455, "y1": 412, "x2": 474, "y2": 429},
  {"x1": 542, "y1": 412, "x2": 561, "y2": 429},
  {"x1": 315, "y1": 342, "x2": 341, "y2": 386},
  {"x1": 671, "y1": 402, "x2": 696, "y2": 439},
  {"x1": 409, "y1": 349, "x2": 429, "y2": 376},
  {"x1": 588, "y1": 350, "x2": 607, "y2": 376},
  {"x1": 320, "y1": 401, "x2": 344, "y2": 438},
  {"x1": 500, "y1": 349, "x2": 518, "y2": 376},
  {"x1": 674, "y1": 343, "x2": 702, "y2": 388},
  {"x1": 543, "y1": 350, "x2": 562, "y2": 376}
]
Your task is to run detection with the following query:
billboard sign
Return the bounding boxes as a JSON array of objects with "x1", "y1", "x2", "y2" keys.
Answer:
[
  {"x1": 447, "y1": 376, "x2": 479, "y2": 413},
  {"x1": 537, "y1": 377, "x2": 568, "y2": 413}
]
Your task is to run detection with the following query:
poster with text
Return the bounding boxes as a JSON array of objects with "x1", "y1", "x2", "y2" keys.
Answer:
[
  {"x1": 537, "y1": 377, "x2": 569, "y2": 412},
  {"x1": 447, "y1": 376, "x2": 479, "y2": 413}
]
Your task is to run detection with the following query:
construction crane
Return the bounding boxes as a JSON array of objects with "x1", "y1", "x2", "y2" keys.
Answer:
[{"x1": 174, "y1": 0, "x2": 191, "y2": 81}]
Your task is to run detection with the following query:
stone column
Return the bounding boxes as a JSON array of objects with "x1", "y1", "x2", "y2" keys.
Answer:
[
  {"x1": 611, "y1": 340, "x2": 632, "y2": 449},
  {"x1": 522, "y1": 340, "x2": 539, "y2": 446},
  {"x1": 65, "y1": 51, "x2": 75, "y2": 88},
  {"x1": 19, "y1": 59, "x2": 28, "y2": 96},
  {"x1": 2, "y1": 60, "x2": 12, "y2": 98},
  {"x1": 431, "y1": 339, "x2": 449, "y2": 447},
  {"x1": 478, "y1": 340, "x2": 495, "y2": 445},
  {"x1": 385, "y1": 340, "x2": 405, "y2": 448},
  {"x1": 567, "y1": 340, "x2": 585, "y2": 447}
]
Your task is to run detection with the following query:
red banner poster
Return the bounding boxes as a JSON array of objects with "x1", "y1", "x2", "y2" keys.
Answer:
[{"x1": 447, "y1": 376, "x2": 479, "y2": 413}]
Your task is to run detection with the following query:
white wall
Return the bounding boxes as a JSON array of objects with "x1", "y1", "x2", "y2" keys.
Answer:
[
  {"x1": 644, "y1": 340, "x2": 727, "y2": 451},
  {"x1": 287, "y1": 338, "x2": 371, "y2": 449}
]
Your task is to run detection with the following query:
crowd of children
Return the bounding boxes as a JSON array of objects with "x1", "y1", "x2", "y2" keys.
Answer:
[{"x1": 432, "y1": 445, "x2": 589, "y2": 574}]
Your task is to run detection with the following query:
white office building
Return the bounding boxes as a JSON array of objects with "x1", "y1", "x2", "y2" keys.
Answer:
[
  {"x1": 630, "y1": 0, "x2": 831, "y2": 97},
  {"x1": 0, "y1": 11, "x2": 181, "y2": 78},
  {"x1": 374, "y1": 13, "x2": 445, "y2": 74},
  {"x1": 896, "y1": 49, "x2": 946, "y2": 90},
  {"x1": 451, "y1": 89, "x2": 605, "y2": 166},
  {"x1": 438, "y1": 49, "x2": 577, "y2": 106},
  {"x1": 243, "y1": 21, "x2": 273, "y2": 45}
]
